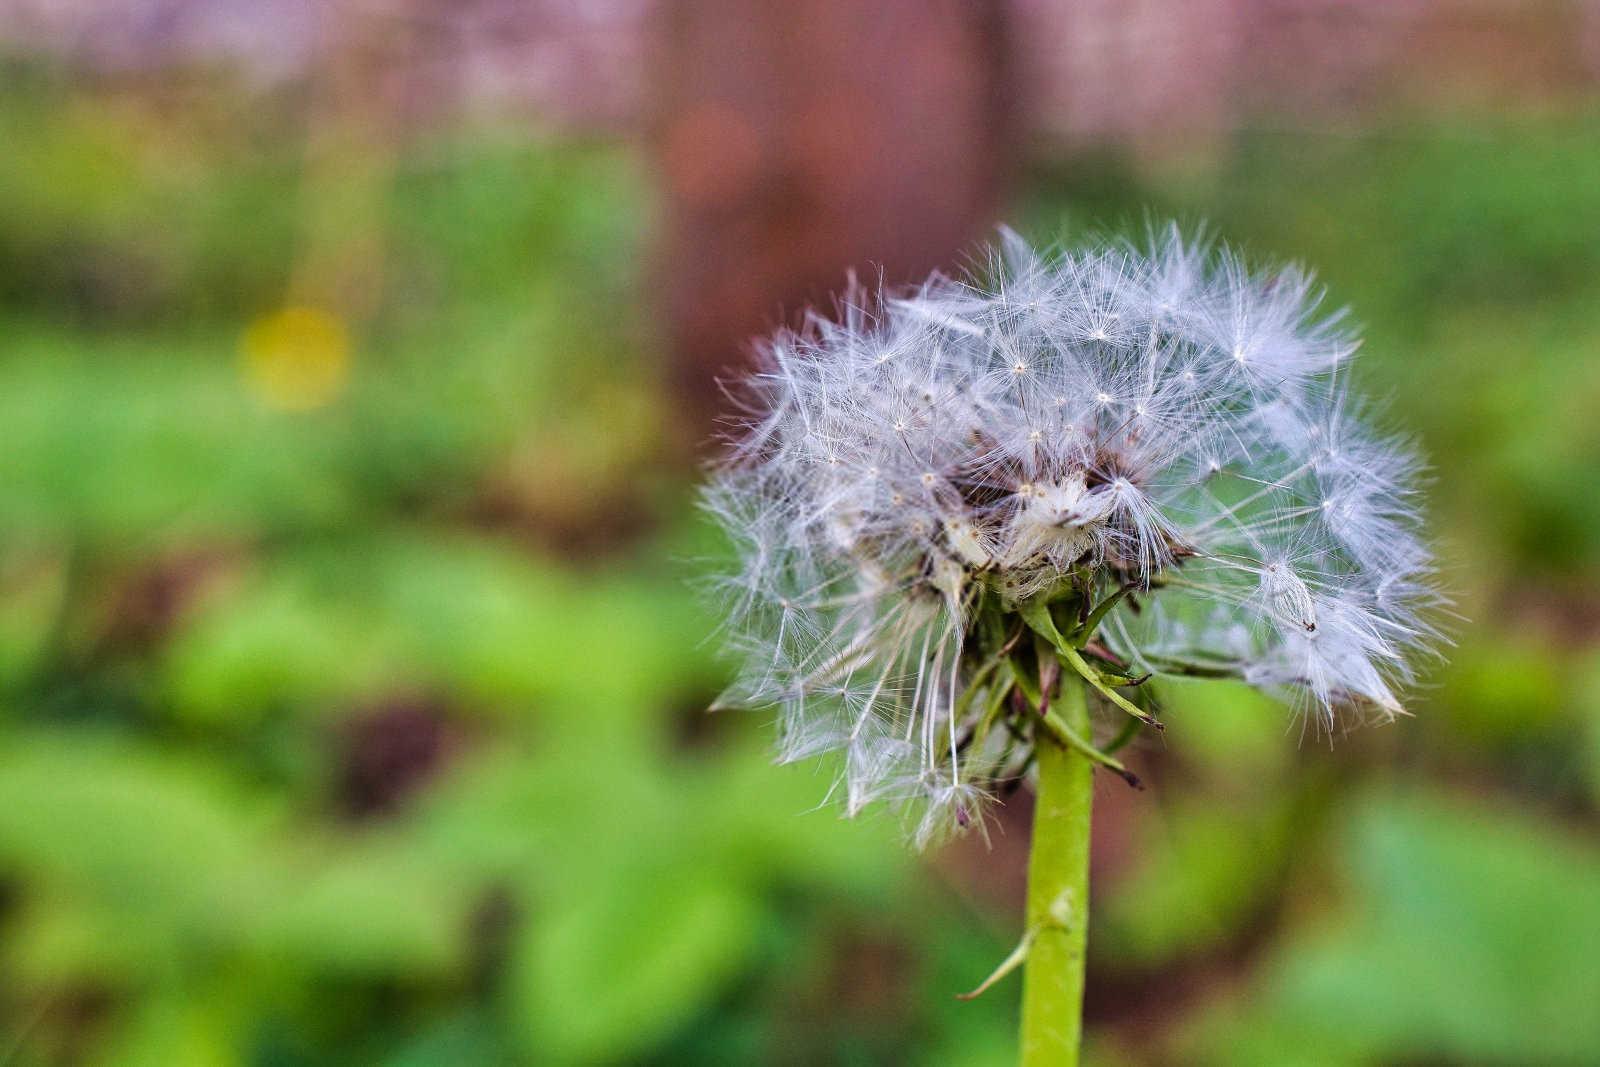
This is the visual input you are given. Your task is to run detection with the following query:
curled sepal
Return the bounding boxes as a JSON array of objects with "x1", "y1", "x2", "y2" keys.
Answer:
[
  {"x1": 1020, "y1": 598, "x2": 1163, "y2": 730},
  {"x1": 1061, "y1": 645, "x2": 1165, "y2": 731}
]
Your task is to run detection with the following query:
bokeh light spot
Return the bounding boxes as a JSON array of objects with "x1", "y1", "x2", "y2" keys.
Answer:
[{"x1": 240, "y1": 306, "x2": 352, "y2": 411}]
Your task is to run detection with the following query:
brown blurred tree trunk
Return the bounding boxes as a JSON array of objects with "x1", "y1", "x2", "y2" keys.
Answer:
[{"x1": 651, "y1": 0, "x2": 1016, "y2": 449}]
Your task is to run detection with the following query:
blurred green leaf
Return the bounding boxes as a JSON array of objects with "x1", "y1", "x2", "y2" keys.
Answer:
[
  {"x1": 1098, "y1": 793, "x2": 1295, "y2": 969},
  {"x1": 1183, "y1": 787, "x2": 1600, "y2": 1065},
  {"x1": 0, "y1": 733, "x2": 271, "y2": 941},
  {"x1": 509, "y1": 868, "x2": 761, "y2": 1064},
  {"x1": 1155, "y1": 677, "x2": 1292, "y2": 774},
  {"x1": 249, "y1": 841, "x2": 466, "y2": 979}
]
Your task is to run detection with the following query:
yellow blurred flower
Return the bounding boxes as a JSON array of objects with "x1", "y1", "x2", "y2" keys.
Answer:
[{"x1": 240, "y1": 306, "x2": 351, "y2": 411}]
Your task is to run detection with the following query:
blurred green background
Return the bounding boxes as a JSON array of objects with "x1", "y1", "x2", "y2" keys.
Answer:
[{"x1": 2, "y1": 4, "x2": 1600, "y2": 1065}]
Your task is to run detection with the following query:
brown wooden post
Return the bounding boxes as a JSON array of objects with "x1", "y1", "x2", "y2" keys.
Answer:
[{"x1": 650, "y1": 0, "x2": 1016, "y2": 448}]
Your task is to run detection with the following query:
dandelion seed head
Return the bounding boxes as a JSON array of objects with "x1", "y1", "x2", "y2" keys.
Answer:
[{"x1": 701, "y1": 224, "x2": 1442, "y2": 845}]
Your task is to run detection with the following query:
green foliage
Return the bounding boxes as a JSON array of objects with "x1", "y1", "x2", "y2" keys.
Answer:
[
  {"x1": 1179, "y1": 790, "x2": 1600, "y2": 1065},
  {"x1": 0, "y1": 72, "x2": 1597, "y2": 1065},
  {"x1": 513, "y1": 868, "x2": 761, "y2": 1063}
]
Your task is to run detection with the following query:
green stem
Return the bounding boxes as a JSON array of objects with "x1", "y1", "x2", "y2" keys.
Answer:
[{"x1": 1019, "y1": 678, "x2": 1093, "y2": 1067}]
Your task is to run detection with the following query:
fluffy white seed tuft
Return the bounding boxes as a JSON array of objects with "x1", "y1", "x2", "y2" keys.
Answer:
[{"x1": 702, "y1": 224, "x2": 1442, "y2": 845}]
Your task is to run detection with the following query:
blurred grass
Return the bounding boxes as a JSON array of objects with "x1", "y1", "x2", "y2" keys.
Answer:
[{"x1": 0, "y1": 61, "x2": 1598, "y2": 1065}]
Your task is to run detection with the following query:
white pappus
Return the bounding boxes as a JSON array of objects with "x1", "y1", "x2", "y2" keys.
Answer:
[{"x1": 701, "y1": 225, "x2": 1443, "y2": 847}]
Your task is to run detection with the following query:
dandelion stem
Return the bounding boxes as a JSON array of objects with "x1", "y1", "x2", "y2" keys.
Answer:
[{"x1": 1019, "y1": 678, "x2": 1093, "y2": 1067}]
